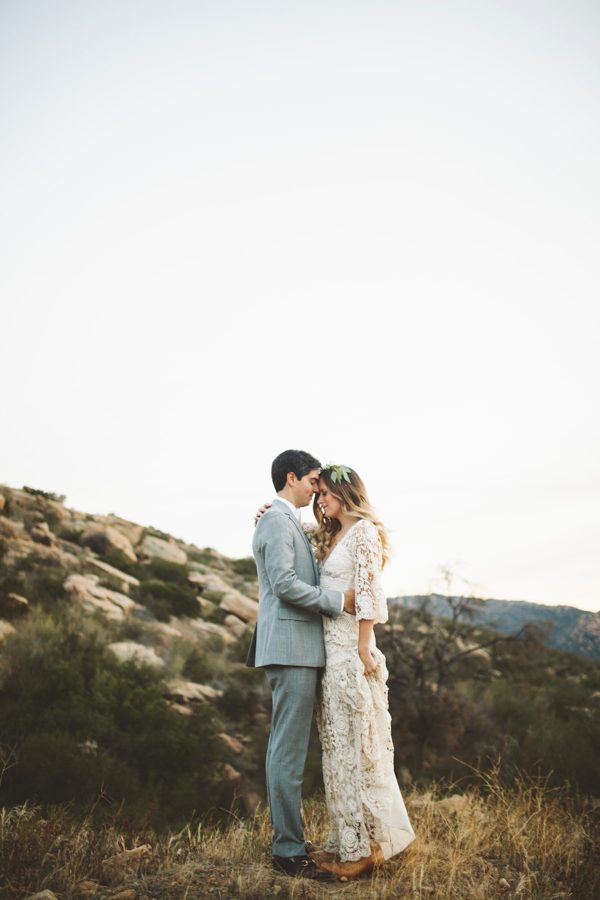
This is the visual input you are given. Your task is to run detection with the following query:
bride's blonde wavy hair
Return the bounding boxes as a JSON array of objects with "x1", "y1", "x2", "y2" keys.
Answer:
[{"x1": 312, "y1": 467, "x2": 390, "y2": 568}]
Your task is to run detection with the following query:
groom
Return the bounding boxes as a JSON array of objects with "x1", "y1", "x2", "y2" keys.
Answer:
[{"x1": 246, "y1": 449, "x2": 356, "y2": 880}]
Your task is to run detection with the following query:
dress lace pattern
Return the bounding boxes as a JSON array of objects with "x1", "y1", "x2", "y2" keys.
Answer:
[{"x1": 316, "y1": 519, "x2": 415, "y2": 861}]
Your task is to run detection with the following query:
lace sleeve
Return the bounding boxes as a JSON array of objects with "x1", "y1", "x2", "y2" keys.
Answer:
[{"x1": 352, "y1": 520, "x2": 385, "y2": 622}]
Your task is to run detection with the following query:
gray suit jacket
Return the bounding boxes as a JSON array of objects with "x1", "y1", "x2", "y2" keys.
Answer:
[{"x1": 246, "y1": 499, "x2": 342, "y2": 668}]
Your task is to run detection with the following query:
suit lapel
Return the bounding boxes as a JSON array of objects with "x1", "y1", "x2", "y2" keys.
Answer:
[{"x1": 272, "y1": 499, "x2": 319, "y2": 581}]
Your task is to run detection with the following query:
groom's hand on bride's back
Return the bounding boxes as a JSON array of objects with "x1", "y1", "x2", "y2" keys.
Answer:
[
  {"x1": 254, "y1": 503, "x2": 272, "y2": 525},
  {"x1": 343, "y1": 589, "x2": 356, "y2": 615}
]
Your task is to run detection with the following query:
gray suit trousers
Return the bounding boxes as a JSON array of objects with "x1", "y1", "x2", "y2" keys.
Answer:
[{"x1": 264, "y1": 664, "x2": 319, "y2": 857}]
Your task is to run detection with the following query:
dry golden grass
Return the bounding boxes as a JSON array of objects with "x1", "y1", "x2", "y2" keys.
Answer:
[{"x1": 1, "y1": 768, "x2": 598, "y2": 899}]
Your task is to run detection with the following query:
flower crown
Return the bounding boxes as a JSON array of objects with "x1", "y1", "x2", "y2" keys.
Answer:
[{"x1": 322, "y1": 463, "x2": 352, "y2": 484}]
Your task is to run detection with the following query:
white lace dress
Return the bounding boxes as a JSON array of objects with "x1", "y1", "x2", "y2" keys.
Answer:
[{"x1": 316, "y1": 518, "x2": 415, "y2": 862}]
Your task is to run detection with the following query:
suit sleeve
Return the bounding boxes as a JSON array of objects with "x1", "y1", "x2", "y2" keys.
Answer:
[{"x1": 259, "y1": 514, "x2": 342, "y2": 617}]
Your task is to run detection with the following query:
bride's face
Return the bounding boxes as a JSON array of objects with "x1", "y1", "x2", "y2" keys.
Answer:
[{"x1": 317, "y1": 479, "x2": 343, "y2": 520}]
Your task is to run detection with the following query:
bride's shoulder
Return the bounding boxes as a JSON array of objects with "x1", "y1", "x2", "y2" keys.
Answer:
[{"x1": 351, "y1": 518, "x2": 379, "y2": 541}]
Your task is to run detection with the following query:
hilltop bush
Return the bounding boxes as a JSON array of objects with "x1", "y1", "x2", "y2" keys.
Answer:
[{"x1": 22, "y1": 486, "x2": 65, "y2": 502}]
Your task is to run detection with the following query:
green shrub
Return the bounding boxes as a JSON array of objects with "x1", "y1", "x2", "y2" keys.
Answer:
[
  {"x1": 203, "y1": 589, "x2": 225, "y2": 605},
  {"x1": 138, "y1": 579, "x2": 199, "y2": 622},
  {"x1": 227, "y1": 628, "x2": 254, "y2": 664},
  {"x1": 83, "y1": 538, "x2": 134, "y2": 572},
  {"x1": 231, "y1": 557, "x2": 257, "y2": 579},
  {"x1": 0, "y1": 563, "x2": 66, "y2": 615},
  {"x1": 218, "y1": 668, "x2": 265, "y2": 723},
  {"x1": 144, "y1": 526, "x2": 172, "y2": 541},
  {"x1": 188, "y1": 548, "x2": 220, "y2": 566},
  {"x1": 137, "y1": 559, "x2": 190, "y2": 584},
  {"x1": 182, "y1": 649, "x2": 217, "y2": 683},
  {"x1": 0, "y1": 608, "x2": 231, "y2": 827},
  {"x1": 22, "y1": 487, "x2": 65, "y2": 502}
]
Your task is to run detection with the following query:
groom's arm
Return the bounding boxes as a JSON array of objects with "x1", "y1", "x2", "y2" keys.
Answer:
[{"x1": 259, "y1": 514, "x2": 348, "y2": 617}]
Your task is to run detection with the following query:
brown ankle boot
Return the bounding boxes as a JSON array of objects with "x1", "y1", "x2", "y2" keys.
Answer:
[
  {"x1": 309, "y1": 849, "x2": 337, "y2": 866},
  {"x1": 318, "y1": 843, "x2": 384, "y2": 880}
]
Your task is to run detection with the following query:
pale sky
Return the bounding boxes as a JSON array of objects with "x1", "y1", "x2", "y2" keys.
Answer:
[{"x1": 1, "y1": 1, "x2": 599, "y2": 611}]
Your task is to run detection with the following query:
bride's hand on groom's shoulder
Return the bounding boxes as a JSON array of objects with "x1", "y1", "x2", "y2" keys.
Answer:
[{"x1": 254, "y1": 502, "x2": 271, "y2": 525}]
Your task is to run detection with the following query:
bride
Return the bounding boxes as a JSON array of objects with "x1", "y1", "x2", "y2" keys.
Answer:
[{"x1": 308, "y1": 463, "x2": 415, "y2": 879}]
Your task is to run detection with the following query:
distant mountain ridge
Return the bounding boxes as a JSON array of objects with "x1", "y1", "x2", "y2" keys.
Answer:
[{"x1": 390, "y1": 594, "x2": 600, "y2": 661}]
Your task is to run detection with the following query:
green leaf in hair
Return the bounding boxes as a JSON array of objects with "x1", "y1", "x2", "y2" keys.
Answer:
[{"x1": 324, "y1": 464, "x2": 352, "y2": 484}]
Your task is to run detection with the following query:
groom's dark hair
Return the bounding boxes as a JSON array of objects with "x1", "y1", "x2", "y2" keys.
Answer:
[{"x1": 271, "y1": 449, "x2": 321, "y2": 492}]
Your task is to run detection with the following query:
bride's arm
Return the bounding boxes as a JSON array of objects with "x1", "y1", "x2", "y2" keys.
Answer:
[
  {"x1": 253, "y1": 502, "x2": 271, "y2": 525},
  {"x1": 354, "y1": 520, "x2": 383, "y2": 675},
  {"x1": 358, "y1": 620, "x2": 377, "y2": 674}
]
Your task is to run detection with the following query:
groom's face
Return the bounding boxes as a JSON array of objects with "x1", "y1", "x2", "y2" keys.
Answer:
[{"x1": 289, "y1": 469, "x2": 321, "y2": 508}]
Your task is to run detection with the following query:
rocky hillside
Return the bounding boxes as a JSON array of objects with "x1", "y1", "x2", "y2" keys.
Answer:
[
  {"x1": 0, "y1": 483, "x2": 267, "y2": 818},
  {"x1": 391, "y1": 594, "x2": 600, "y2": 660},
  {"x1": 0, "y1": 482, "x2": 258, "y2": 651}
]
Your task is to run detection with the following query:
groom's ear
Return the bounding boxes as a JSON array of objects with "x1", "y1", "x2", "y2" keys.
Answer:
[{"x1": 287, "y1": 472, "x2": 298, "y2": 487}]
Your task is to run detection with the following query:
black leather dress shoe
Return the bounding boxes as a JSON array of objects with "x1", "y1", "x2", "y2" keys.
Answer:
[
  {"x1": 272, "y1": 854, "x2": 334, "y2": 880},
  {"x1": 305, "y1": 840, "x2": 321, "y2": 854}
]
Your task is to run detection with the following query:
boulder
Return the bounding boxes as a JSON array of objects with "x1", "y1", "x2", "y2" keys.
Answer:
[
  {"x1": 197, "y1": 596, "x2": 217, "y2": 613},
  {"x1": 189, "y1": 572, "x2": 258, "y2": 622},
  {"x1": 6, "y1": 592, "x2": 29, "y2": 611},
  {"x1": 169, "y1": 701, "x2": 194, "y2": 717},
  {"x1": 470, "y1": 647, "x2": 492, "y2": 664},
  {"x1": 187, "y1": 571, "x2": 229, "y2": 592},
  {"x1": 433, "y1": 794, "x2": 469, "y2": 815},
  {"x1": 102, "y1": 515, "x2": 144, "y2": 547},
  {"x1": 81, "y1": 525, "x2": 137, "y2": 563},
  {"x1": 223, "y1": 763, "x2": 242, "y2": 782},
  {"x1": 26, "y1": 892, "x2": 59, "y2": 900},
  {"x1": 30, "y1": 521, "x2": 55, "y2": 545},
  {"x1": 163, "y1": 679, "x2": 223, "y2": 703},
  {"x1": 154, "y1": 620, "x2": 183, "y2": 638},
  {"x1": 85, "y1": 557, "x2": 140, "y2": 589},
  {"x1": 23, "y1": 542, "x2": 78, "y2": 569},
  {"x1": 0, "y1": 516, "x2": 23, "y2": 539},
  {"x1": 73, "y1": 881, "x2": 99, "y2": 898},
  {"x1": 224, "y1": 614, "x2": 248, "y2": 638},
  {"x1": 139, "y1": 534, "x2": 187, "y2": 565},
  {"x1": 64, "y1": 574, "x2": 139, "y2": 621},
  {"x1": 187, "y1": 619, "x2": 236, "y2": 645},
  {"x1": 219, "y1": 732, "x2": 244, "y2": 754},
  {"x1": 108, "y1": 642, "x2": 165, "y2": 669},
  {"x1": 63, "y1": 515, "x2": 89, "y2": 535},
  {"x1": 101, "y1": 845, "x2": 152, "y2": 885},
  {"x1": 0, "y1": 620, "x2": 16, "y2": 645},
  {"x1": 243, "y1": 581, "x2": 259, "y2": 601},
  {"x1": 220, "y1": 590, "x2": 258, "y2": 623}
]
